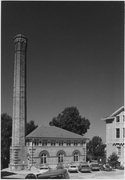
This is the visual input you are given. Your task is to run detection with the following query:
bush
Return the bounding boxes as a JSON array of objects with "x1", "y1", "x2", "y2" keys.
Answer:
[{"x1": 107, "y1": 152, "x2": 119, "y2": 168}]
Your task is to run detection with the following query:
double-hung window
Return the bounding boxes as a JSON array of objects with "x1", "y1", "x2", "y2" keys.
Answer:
[
  {"x1": 116, "y1": 128, "x2": 120, "y2": 138},
  {"x1": 116, "y1": 116, "x2": 120, "y2": 122}
]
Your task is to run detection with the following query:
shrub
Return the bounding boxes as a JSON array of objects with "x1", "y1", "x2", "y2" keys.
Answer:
[{"x1": 107, "y1": 152, "x2": 119, "y2": 168}]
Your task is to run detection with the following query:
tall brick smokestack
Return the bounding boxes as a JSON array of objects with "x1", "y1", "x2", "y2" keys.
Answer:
[{"x1": 10, "y1": 34, "x2": 27, "y2": 170}]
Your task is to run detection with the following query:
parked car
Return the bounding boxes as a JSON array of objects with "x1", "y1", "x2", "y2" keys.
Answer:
[
  {"x1": 30, "y1": 166, "x2": 42, "y2": 175},
  {"x1": 25, "y1": 169, "x2": 69, "y2": 179},
  {"x1": 68, "y1": 164, "x2": 78, "y2": 173},
  {"x1": 37, "y1": 169, "x2": 69, "y2": 179},
  {"x1": 117, "y1": 165, "x2": 124, "y2": 170},
  {"x1": 99, "y1": 164, "x2": 105, "y2": 170},
  {"x1": 56, "y1": 163, "x2": 64, "y2": 169},
  {"x1": 39, "y1": 164, "x2": 50, "y2": 174},
  {"x1": 90, "y1": 163, "x2": 100, "y2": 171},
  {"x1": 115, "y1": 164, "x2": 124, "y2": 170},
  {"x1": 79, "y1": 163, "x2": 91, "y2": 173},
  {"x1": 102, "y1": 164, "x2": 112, "y2": 171}
]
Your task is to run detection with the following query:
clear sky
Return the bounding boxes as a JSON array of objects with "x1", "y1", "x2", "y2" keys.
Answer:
[{"x1": 1, "y1": 1, "x2": 124, "y2": 143}]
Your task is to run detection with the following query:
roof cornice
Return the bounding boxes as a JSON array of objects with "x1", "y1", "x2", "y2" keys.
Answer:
[{"x1": 101, "y1": 106, "x2": 124, "y2": 121}]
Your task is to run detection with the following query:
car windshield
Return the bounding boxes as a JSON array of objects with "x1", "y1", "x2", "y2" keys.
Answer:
[
  {"x1": 81, "y1": 165, "x2": 89, "y2": 168},
  {"x1": 71, "y1": 166, "x2": 76, "y2": 168},
  {"x1": 40, "y1": 167, "x2": 48, "y2": 169},
  {"x1": 105, "y1": 165, "x2": 110, "y2": 168},
  {"x1": 91, "y1": 164, "x2": 99, "y2": 167}
]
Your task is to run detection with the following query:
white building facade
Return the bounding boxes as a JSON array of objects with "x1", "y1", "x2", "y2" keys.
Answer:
[{"x1": 102, "y1": 106, "x2": 125, "y2": 166}]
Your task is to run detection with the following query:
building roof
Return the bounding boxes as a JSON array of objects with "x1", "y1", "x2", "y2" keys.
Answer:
[
  {"x1": 101, "y1": 106, "x2": 124, "y2": 121},
  {"x1": 110, "y1": 106, "x2": 124, "y2": 117},
  {"x1": 26, "y1": 125, "x2": 86, "y2": 140}
]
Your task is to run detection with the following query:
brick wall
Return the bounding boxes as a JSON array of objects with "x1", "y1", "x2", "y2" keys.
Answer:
[{"x1": 27, "y1": 143, "x2": 86, "y2": 168}]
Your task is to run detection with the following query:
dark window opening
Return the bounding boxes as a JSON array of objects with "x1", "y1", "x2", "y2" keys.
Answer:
[
  {"x1": 116, "y1": 116, "x2": 120, "y2": 122},
  {"x1": 58, "y1": 153, "x2": 64, "y2": 163},
  {"x1": 116, "y1": 128, "x2": 120, "y2": 138}
]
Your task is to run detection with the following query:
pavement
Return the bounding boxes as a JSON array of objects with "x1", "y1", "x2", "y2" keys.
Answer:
[
  {"x1": 1, "y1": 168, "x2": 124, "y2": 179},
  {"x1": 69, "y1": 169, "x2": 124, "y2": 179}
]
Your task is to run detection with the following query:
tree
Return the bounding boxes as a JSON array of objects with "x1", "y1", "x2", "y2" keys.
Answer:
[
  {"x1": 87, "y1": 136, "x2": 106, "y2": 162},
  {"x1": 26, "y1": 120, "x2": 38, "y2": 136},
  {"x1": 108, "y1": 152, "x2": 119, "y2": 168},
  {"x1": 1, "y1": 113, "x2": 38, "y2": 169},
  {"x1": 1, "y1": 113, "x2": 12, "y2": 169},
  {"x1": 49, "y1": 106, "x2": 90, "y2": 135}
]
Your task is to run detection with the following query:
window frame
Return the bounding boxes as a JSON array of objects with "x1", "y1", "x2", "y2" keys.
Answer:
[
  {"x1": 116, "y1": 128, "x2": 120, "y2": 138},
  {"x1": 73, "y1": 152, "x2": 79, "y2": 162},
  {"x1": 117, "y1": 146, "x2": 121, "y2": 156},
  {"x1": 58, "y1": 153, "x2": 64, "y2": 163},
  {"x1": 116, "y1": 116, "x2": 120, "y2": 122},
  {"x1": 123, "y1": 128, "x2": 125, "y2": 138},
  {"x1": 41, "y1": 153, "x2": 47, "y2": 164}
]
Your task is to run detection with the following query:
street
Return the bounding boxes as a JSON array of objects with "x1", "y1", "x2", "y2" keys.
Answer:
[
  {"x1": 69, "y1": 169, "x2": 124, "y2": 179},
  {"x1": 1, "y1": 168, "x2": 124, "y2": 179}
]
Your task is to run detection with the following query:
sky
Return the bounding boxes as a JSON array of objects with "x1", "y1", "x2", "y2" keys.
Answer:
[{"x1": 1, "y1": 1, "x2": 124, "y2": 143}]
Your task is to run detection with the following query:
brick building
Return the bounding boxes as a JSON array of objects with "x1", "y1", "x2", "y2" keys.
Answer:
[
  {"x1": 26, "y1": 125, "x2": 87, "y2": 168},
  {"x1": 102, "y1": 106, "x2": 125, "y2": 166}
]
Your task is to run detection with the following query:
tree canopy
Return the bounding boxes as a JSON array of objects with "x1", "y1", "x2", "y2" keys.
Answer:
[
  {"x1": 26, "y1": 120, "x2": 38, "y2": 136},
  {"x1": 49, "y1": 106, "x2": 90, "y2": 135},
  {"x1": 87, "y1": 136, "x2": 106, "y2": 161},
  {"x1": 1, "y1": 113, "x2": 38, "y2": 169}
]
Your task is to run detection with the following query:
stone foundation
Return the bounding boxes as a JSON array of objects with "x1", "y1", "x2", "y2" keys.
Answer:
[{"x1": 9, "y1": 146, "x2": 28, "y2": 171}]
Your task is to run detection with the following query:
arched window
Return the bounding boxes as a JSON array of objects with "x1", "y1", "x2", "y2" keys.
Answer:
[
  {"x1": 58, "y1": 153, "x2": 64, "y2": 163},
  {"x1": 41, "y1": 153, "x2": 47, "y2": 164},
  {"x1": 74, "y1": 152, "x2": 79, "y2": 162},
  {"x1": 39, "y1": 150, "x2": 50, "y2": 165}
]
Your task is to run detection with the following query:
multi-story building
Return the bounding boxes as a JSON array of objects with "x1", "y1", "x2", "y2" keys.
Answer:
[
  {"x1": 102, "y1": 106, "x2": 125, "y2": 166},
  {"x1": 26, "y1": 125, "x2": 88, "y2": 168}
]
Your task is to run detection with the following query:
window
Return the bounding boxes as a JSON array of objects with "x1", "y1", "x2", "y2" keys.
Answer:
[
  {"x1": 34, "y1": 141, "x2": 38, "y2": 146},
  {"x1": 58, "y1": 153, "x2": 64, "y2": 163},
  {"x1": 117, "y1": 147, "x2": 121, "y2": 156},
  {"x1": 116, "y1": 128, "x2": 120, "y2": 138},
  {"x1": 42, "y1": 140, "x2": 47, "y2": 146},
  {"x1": 123, "y1": 128, "x2": 125, "y2": 138},
  {"x1": 41, "y1": 153, "x2": 47, "y2": 164},
  {"x1": 59, "y1": 141, "x2": 63, "y2": 146},
  {"x1": 74, "y1": 141, "x2": 78, "y2": 146},
  {"x1": 116, "y1": 116, "x2": 120, "y2": 122},
  {"x1": 51, "y1": 141, "x2": 55, "y2": 146},
  {"x1": 67, "y1": 140, "x2": 71, "y2": 146},
  {"x1": 123, "y1": 115, "x2": 125, "y2": 121},
  {"x1": 74, "y1": 152, "x2": 79, "y2": 162},
  {"x1": 80, "y1": 141, "x2": 84, "y2": 145}
]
